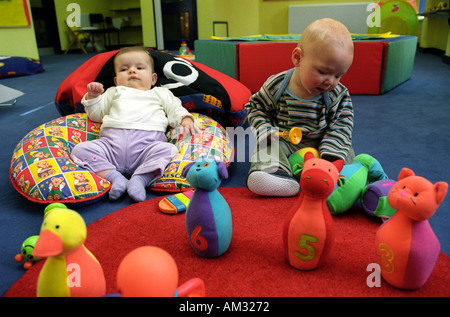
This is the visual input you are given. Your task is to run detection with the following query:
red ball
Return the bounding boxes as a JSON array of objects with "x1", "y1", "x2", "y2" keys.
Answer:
[{"x1": 116, "y1": 246, "x2": 178, "y2": 297}]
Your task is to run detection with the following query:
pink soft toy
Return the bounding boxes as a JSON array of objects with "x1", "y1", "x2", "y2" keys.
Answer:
[{"x1": 375, "y1": 168, "x2": 448, "y2": 289}]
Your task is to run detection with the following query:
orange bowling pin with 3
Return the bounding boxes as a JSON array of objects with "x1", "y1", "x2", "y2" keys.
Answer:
[{"x1": 375, "y1": 168, "x2": 447, "y2": 289}]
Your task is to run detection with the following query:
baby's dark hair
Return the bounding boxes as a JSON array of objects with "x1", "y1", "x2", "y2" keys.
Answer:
[{"x1": 114, "y1": 46, "x2": 155, "y2": 73}]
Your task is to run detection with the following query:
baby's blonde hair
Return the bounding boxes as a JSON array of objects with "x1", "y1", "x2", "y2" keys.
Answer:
[{"x1": 298, "y1": 18, "x2": 353, "y2": 53}]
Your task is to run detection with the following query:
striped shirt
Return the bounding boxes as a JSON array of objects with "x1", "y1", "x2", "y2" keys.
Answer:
[{"x1": 245, "y1": 69, "x2": 354, "y2": 160}]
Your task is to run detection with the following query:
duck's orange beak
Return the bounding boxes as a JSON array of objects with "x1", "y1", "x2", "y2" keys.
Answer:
[{"x1": 32, "y1": 230, "x2": 64, "y2": 258}]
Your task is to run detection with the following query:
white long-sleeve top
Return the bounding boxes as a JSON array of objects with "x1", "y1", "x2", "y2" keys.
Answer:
[{"x1": 81, "y1": 86, "x2": 194, "y2": 132}]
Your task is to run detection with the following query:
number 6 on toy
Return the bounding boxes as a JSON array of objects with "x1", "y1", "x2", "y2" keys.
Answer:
[
  {"x1": 190, "y1": 225, "x2": 208, "y2": 251},
  {"x1": 182, "y1": 158, "x2": 232, "y2": 258}
]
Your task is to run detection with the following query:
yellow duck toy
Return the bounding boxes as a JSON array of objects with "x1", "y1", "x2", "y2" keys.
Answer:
[{"x1": 32, "y1": 204, "x2": 106, "y2": 297}]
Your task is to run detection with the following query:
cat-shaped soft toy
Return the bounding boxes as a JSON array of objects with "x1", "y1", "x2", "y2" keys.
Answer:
[
  {"x1": 375, "y1": 168, "x2": 448, "y2": 289},
  {"x1": 283, "y1": 152, "x2": 344, "y2": 270},
  {"x1": 181, "y1": 158, "x2": 232, "y2": 258}
]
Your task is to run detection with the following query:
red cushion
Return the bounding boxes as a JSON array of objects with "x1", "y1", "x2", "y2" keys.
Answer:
[
  {"x1": 341, "y1": 41, "x2": 387, "y2": 95},
  {"x1": 55, "y1": 51, "x2": 117, "y2": 112}
]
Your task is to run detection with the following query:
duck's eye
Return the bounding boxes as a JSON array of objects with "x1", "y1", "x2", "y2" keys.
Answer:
[{"x1": 55, "y1": 225, "x2": 60, "y2": 229}]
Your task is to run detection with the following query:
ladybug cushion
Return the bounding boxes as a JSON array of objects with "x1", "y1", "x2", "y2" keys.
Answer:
[{"x1": 55, "y1": 49, "x2": 251, "y2": 128}]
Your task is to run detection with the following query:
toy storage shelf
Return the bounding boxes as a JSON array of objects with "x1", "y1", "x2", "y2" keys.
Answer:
[
  {"x1": 195, "y1": 36, "x2": 418, "y2": 95},
  {"x1": 418, "y1": 7, "x2": 450, "y2": 64},
  {"x1": 419, "y1": 9, "x2": 450, "y2": 16}
]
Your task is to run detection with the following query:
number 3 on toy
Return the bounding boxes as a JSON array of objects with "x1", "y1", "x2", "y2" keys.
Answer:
[
  {"x1": 190, "y1": 225, "x2": 208, "y2": 251},
  {"x1": 378, "y1": 243, "x2": 394, "y2": 273},
  {"x1": 295, "y1": 234, "x2": 317, "y2": 261}
]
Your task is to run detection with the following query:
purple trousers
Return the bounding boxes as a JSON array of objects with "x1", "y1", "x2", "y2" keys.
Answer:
[{"x1": 71, "y1": 128, "x2": 178, "y2": 180}]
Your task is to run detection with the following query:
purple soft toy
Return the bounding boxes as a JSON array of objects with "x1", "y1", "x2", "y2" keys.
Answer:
[
  {"x1": 181, "y1": 158, "x2": 232, "y2": 258},
  {"x1": 361, "y1": 179, "x2": 397, "y2": 219}
]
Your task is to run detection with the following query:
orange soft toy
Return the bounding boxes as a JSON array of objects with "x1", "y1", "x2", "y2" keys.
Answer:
[
  {"x1": 375, "y1": 168, "x2": 448, "y2": 289},
  {"x1": 283, "y1": 152, "x2": 344, "y2": 270}
]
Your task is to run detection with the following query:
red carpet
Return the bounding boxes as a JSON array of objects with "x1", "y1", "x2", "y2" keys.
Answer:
[{"x1": 5, "y1": 187, "x2": 450, "y2": 297}]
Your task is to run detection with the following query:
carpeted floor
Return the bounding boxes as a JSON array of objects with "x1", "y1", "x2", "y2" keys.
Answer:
[
  {"x1": 5, "y1": 188, "x2": 450, "y2": 297},
  {"x1": 1, "y1": 49, "x2": 449, "y2": 297}
]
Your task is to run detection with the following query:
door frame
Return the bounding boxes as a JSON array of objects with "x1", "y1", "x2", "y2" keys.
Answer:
[
  {"x1": 154, "y1": 0, "x2": 165, "y2": 50},
  {"x1": 31, "y1": 0, "x2": 61, "y2": 54},
  {"x1": 153, "y1": 0, "x2": 198, "y2": 51}
]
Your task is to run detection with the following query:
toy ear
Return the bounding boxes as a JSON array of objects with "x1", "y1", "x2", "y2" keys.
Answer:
[
  {"x1": 216, "y1": 161, "x2": 228, "y2": 179},
  {"x1": 292, "y1": 163, "x2": 304, "y2": 177},
  {"x1": 304, "y1": 151, "x2": 315, "y2": 162},
  {"x1": 398, "y1": 167, "x2": 415, "y2": 180},
  {"x1": 181, "y1": 162, "x2": 196, "y2": 178},
  {"x1": 337, "y1": 175, "x2": 346, "y2": 187},
  {"x1": 332, "y1": 159, "x2": 344, "y2": 173},
  {"x1": 434, "y1": 182, "x2": 448, "y2": 205}
]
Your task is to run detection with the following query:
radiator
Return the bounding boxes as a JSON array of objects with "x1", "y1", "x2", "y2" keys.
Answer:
[{"x1": 288, "y1": 2, "x2": 373, "y2": 34}]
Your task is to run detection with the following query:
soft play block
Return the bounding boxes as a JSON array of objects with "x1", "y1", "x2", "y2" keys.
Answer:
[
  {"x1": 195, "y1": 36, "x2": 417, "y2": 95},
  {"x1": 237, "y1": 41, "x2": 387, "y2": 94},
  {"x1": 194, "y1": 40, "x2": 238, "y2": 79},
  {"x1": 237, "y1": 42, "x2": 297, "y2": 93},
  {"x1": 341, "y1": 41, "x2": 386, "y2": 95},
  {"x1": 381, "y1": 36, "x2": 417, "y2": 94}
]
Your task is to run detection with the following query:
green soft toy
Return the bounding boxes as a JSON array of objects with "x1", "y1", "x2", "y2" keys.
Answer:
[{"x1": 326, "y1": 154, "x2": 388, "y2": 215}]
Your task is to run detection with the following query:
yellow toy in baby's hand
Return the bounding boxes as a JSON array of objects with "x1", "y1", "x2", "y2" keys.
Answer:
[
  {"x1": 32, "y1": 203, "x2": 106, "y2": 297},
  {"x1": 277, "y1": 127, "x2": 302, "y2": 145}
]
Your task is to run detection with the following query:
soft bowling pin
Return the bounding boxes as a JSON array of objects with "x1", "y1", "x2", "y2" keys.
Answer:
[
  {"x1": 181, "y1": 158, "x2": 232, "y2": 258},
  {"x1": 283, "y1": 152, "x2": 343, "y2": 270},
  {"x1": 375, "y1": 168, "x2": 447, "y2": 289}
]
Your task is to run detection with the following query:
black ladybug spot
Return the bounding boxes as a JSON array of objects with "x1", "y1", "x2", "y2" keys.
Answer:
[{"x1": 172, "y1": 63, "x2": 193, "y2": 77}]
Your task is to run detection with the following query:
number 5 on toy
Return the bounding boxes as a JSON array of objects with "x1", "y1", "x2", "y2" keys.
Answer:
[{"x1": 295, "y1": 234, "x2": 318, "y2": 262}]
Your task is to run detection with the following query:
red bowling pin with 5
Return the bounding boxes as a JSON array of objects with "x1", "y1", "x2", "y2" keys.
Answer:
[{"x1": 283, "y1": 152, "x2": 343, "y2": 270}]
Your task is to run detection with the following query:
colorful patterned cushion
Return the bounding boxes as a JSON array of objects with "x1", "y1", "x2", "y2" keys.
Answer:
[
  {"x1": 10, "y1": 113, "x2": 233, "y2": 204},
  {"x1": 151, "y1": 113, "x2": 234, "y2": 192},
  {"x1": 10, "y1": 113, "x2": 109, "y2": 205}
]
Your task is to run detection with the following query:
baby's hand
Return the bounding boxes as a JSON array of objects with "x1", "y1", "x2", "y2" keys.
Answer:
[
  {"x1": 180, "y1": 116, "x2": 200, "y2": 136},
  {"x1": 259, "y1": 128, "x2": 279, "y2": 145},
  {"x1": 269, "y1": 131, "x2": 280, "y2": 143},
  {"x1": 86, "y1": 82, "x2": 104, "y2": 100}
]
